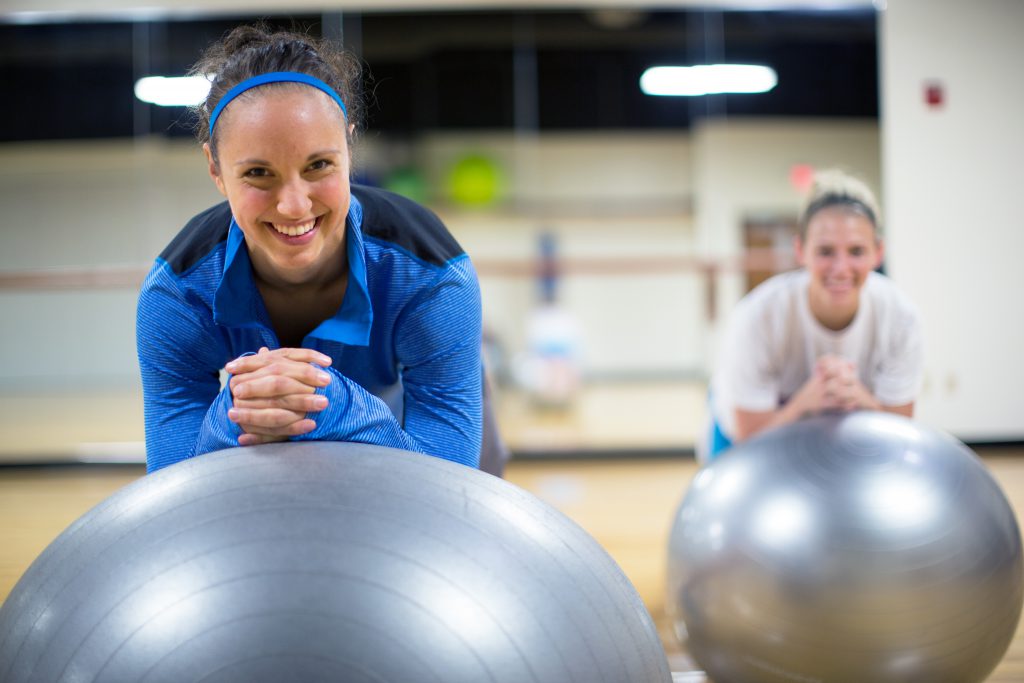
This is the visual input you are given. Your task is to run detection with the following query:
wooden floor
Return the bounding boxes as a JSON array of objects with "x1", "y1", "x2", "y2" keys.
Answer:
[{"x1": 2, "y1": 447, "x2": 1024, "y2": 680}]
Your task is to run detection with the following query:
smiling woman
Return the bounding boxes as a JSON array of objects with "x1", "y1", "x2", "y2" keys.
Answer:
[
  {"x1": 136, "y1": 24, "x2": 501, "y2": 474},
  {"x1": 205, "y1": 83, "x2": 352, "y2": 302},
  {"x1": 700, "y1": 169, "x2": 925, "y2": 462}
]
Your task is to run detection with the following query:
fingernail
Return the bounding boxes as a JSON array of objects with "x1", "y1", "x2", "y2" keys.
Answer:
[
  {"x1": 317, "y1": 371, "x2": 331, "y2": 383},
  {"x1": 228, "y1": 408, "x2": 239, "y2": 421},
  {"x1": 313, "y1": 396, "x2": 328, "y2": 409}
]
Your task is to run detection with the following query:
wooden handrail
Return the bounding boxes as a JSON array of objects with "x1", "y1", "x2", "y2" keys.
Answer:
[{"x1": 0, "y1": 249, "x2": 797, "y2": 291}]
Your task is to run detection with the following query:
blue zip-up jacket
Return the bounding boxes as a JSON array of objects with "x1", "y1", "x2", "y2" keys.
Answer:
[{"x1": 137, "y1": 185, "x2": 482, "y2": 473}]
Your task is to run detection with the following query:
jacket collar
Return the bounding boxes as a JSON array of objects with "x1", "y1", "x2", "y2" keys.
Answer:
[{"x1": 212, "y1": 194, "x2": 372, "y2": 345}]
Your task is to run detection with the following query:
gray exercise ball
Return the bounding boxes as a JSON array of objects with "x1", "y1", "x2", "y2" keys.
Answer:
[
  {"x1": 0, "y1": 441, "x2": 671, "y2": 683},
  {"x1": 667, "y1": 411, "x2": 1023, "y2": 683}
]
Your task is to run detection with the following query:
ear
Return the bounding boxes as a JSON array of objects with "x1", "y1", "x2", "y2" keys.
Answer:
[
  {"x1": 873, "y1": 237, "x2": 886, "y2": 270},
  {"x1": 793, "y1": 234, "x2": 807, "y2": 268},
  {"x1": 203, "y1": 143, "x2": 227, "y2": 197}
]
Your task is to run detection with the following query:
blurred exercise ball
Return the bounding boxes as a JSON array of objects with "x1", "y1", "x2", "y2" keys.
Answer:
[
  {"x1": 667, "y1": 412, "x2": 1023, "y2": 683},
  {"x1": 446, "y1": 153, "x2": 503, "y2": 207},
  {"x1": 0, "y1": 442, "x2": 671, "y2": 683},
  {"x1": 383, "y1": 165, "x2": 429, "y2": 204}
]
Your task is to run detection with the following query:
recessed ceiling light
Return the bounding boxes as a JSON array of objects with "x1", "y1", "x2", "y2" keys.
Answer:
[
  {"x1": 134, "y1": 75, "x2": 211, "y2": 107},
  {"x1": 640, "y1": 65, "x2": 778, "y2": 96}
]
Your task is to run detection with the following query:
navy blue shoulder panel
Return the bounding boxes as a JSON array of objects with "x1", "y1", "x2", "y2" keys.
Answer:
[
  {"x1": 159, "y1": 201, "x2": 233, "y2": 275},
  {"x1": 353, "y1": 185, "x2": 464, "y2": 266}
]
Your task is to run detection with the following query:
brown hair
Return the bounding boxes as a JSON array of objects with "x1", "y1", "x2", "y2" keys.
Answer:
[{"x1": 190, "y1": 23, "x2": 362, "y2": 161}]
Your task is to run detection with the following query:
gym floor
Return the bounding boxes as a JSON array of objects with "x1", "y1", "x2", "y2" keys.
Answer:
[{"x1": 3, "y1": 444, "x2": 1023, "y2": 680}]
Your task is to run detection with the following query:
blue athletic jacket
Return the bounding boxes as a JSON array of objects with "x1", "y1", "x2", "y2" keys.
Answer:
[{"x1": 137, "y1": 185, "x2": 482, "y2": 473}]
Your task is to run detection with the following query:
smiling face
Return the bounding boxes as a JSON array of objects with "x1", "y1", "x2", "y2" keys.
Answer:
[
  {"x1": 796, "y1": 205, "x2": 884, "y2": 330},
  {"x1": 205, "y1": 86, "x2": 351, "y2": 289}
]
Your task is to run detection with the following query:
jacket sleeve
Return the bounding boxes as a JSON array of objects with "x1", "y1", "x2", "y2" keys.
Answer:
[
  {"x1": 136, "y1": 262, "x2": 241, "y2": 473},
  {"x1": 294, "y1": 256, "x2": 483, "y2": 468}
]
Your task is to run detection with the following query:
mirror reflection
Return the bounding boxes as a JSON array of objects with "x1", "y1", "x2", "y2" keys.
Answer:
[{"x1": 0, "y1": 7, "x2": 881, "y2": 461}]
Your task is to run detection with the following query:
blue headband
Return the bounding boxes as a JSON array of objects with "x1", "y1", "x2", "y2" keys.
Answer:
[{"x1": 208, "y1": 71, "x2": 348, "y2": 137}]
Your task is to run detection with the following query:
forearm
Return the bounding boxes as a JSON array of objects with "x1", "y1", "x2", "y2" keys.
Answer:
[
  {"x1": 845, "y1": 385, "x2": 915, "y2": 417},
  {"x1": 193, "y1": 386, "x2": 243, "y2": 456},
  {"x1": 734, "y1": 399, "x2": 808, "y2": 442},
  {"x1": 734, "y1": 391, "x2": 913, "y2": 444},
  {"x1": 138, "y1": 269, "x2": 241, "y2": 472},
  {"x1": 733, "y1": 371, "x2": 834, "y2": 442},
  {"x1": 880, "y1": 401, "x2": 914, "y2": 417},
  {"x1": 296, "y1": 370, "x2": 417, "y2": 449},
  {"x1": 295, "y1": 368, "x2": 481, "y2": 467},
  {"x1": 144, "y1": 381, "x2": 239, "y2": 472}
]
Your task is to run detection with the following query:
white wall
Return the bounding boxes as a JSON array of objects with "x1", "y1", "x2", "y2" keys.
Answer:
[
  {"x1": 0, "y1": 140, "x2": 220, "y2": 387},
  {"x1": 419, "y1": 131, "x2": 701, "y2": 379},
  {"x1": 881, "y1": 0, "x2": 1024, "y2": 440},
  {"x1": 0, "y1": 132, "x2": 703, "y2": 387},
  {"x1": 1, "y1": 125, "x2": 884, "y2": 390},
  {"x1": 692, "y1": 117, "x2": 881, "y2": 367},
  {"x1": 0, "y1": 140, "x2": 219, "y2": 271}
]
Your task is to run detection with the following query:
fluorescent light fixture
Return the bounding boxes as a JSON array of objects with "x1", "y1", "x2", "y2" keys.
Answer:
[
  {"x1": 7, "y1": 9, "x2": 168, "y2": 23},
  {"x1": 134, "y1": 75, "x2": 211, "y2": 107},
  {"x1": 640, "y1": 64, "x2": 778, "y2": 96}
]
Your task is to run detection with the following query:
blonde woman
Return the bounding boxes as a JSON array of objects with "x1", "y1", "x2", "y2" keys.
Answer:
[{"x1": 702, "y1": 170, "x2": 924, "y2": 461}]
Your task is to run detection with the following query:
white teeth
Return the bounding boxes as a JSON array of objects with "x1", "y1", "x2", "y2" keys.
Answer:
[{"x1": 272, "y1": 220, "x2": 315, "y2": 237}]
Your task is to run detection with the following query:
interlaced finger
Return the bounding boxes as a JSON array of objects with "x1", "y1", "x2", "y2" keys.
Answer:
[
  {"x1": 231, "y1": 371, "x2": 329, "y2": 399},
  {"x1": 234, "y1": 394, "x2": 328, "y2": 413},
  {"x1": 225, "y1": 348, "x2": 332, "y2": 376}
]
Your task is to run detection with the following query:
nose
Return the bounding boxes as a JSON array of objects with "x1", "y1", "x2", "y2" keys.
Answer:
[
  {"x1": 829, "y1": 251, "x2": 852, "y2": 273},
  {"x1": 276, "y1": 178, "x2": 313, "y2": 219}
]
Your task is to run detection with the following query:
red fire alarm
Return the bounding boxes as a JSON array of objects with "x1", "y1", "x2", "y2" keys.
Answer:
[
  {"x1": 925, "y1": 81, "x2": 944, "y2": 109},
  {"x1": 789, "y1": 164, "x2": 816, "y2": 193}
]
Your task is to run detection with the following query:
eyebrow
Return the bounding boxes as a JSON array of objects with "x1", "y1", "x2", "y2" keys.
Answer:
[{"x1": 233, "y1": 149, "x2": 343, "y2": 167}]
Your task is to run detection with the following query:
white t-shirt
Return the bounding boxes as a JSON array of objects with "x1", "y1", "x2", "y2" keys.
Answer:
[{"x1": 708, "y1": 270, "x2": 924, "y2": 446}]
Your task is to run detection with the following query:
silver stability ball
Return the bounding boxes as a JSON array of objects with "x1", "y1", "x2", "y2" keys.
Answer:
[
  {"x1": 0, "y1": 442, "x2": 671, "y2": 683},
  {"x1": 667, "y1": 411, "x2": 1023, "y2": 683}
]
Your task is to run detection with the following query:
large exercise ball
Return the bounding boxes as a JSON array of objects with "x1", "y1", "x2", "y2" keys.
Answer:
[
  {"x1": 1, "y1": 442, "x2": 671, "y2": 683},
  {"x1": 667, "y1": 412, "x2": 1023, "y2": 683}
]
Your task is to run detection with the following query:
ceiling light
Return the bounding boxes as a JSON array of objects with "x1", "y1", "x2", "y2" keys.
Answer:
[
  {"x1": 134, "y1": 75, "x2": 211, "y2": 107},
  {"x1": 640, "y1": 64, "x2": 778, "y2": 97}
]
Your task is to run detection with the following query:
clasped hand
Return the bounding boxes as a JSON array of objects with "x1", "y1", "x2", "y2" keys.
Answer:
[
  {"x1": 798, "y1": 354, "x2": 880, "y2": 415},
  {"x1": 225, "y1": 347, "x2": 333, "y2": 446}
]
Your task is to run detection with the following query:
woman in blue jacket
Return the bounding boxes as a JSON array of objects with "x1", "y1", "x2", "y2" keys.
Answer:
[{"x1": 137, "y1": 25, "x2": 501, "y2": 473}]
